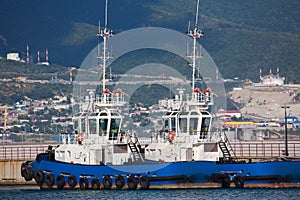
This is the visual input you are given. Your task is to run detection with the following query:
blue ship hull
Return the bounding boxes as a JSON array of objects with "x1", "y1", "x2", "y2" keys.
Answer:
[{"x1": 21, "y1": 153, "x2": 300, "y2": 189}]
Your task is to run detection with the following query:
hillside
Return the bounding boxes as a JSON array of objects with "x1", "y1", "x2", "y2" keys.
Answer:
[
  {"x1": 0, "y1": 0, "x2": 300, "y2": 82},
  {"x1": 0, "y1": 60, "x2": 72, "y2": 103},
  {"x1": 228, "y1": 85, "x2": 300, "y2": 120}
]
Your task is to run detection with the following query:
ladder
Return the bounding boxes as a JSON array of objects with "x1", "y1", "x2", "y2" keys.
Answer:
[
  {"x1": 128, "y1": 137, "x2": 144, "y2": 162},
  {"x1": 218, "y1": 132, "x2": 236, "y2": 162}
]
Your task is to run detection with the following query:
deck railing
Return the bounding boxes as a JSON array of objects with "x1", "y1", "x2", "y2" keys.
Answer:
[
  {"x1": 1, "y1": 141, "x2": 300, "y2": 161},
  {"x1": 231, "y1": 141, "x2": 300, "y2": 158},
  {"x1": 0, "y1": 145, "x2": 49, "y2": 161}
]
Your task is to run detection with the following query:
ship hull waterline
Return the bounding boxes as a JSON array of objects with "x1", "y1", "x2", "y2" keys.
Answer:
[{"x1": 22, "y1": 154, "x2": 300, "y2": 189}]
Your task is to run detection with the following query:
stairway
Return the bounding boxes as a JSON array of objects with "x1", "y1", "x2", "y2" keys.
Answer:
[
  {"x1": 218, "y1": 132, "x2": 236, "y2": 162},
  {"x1": 128, "y1": 138, "x2": 144, "y2": 162},
  {"x1": 218, "y1": 142, "x2": 232, "y2": 162}
]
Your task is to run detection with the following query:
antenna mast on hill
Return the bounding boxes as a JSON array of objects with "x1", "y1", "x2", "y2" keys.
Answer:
[
  {"x1": 187, "y1": 0, "x2": 204, "y2": 92},
  {"x1": 97, "y1": 0, "x2": 113, "y2": 98}
]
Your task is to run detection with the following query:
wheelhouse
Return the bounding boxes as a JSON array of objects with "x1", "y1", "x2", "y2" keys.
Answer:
[
  {"x1": 162, "y1": 109, "x2": 212, "y2": 142},
  {"x1": 72, "y1": 109, "x2": 123, "y2": 143}
]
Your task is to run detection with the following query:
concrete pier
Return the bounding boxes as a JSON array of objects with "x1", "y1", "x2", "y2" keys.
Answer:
[
  {"x1": 0, "y1": 160, "x2": 35, "y2": 185},
  {"x1": 0, "y1": 144, "x2": 49, "y2": 185}
]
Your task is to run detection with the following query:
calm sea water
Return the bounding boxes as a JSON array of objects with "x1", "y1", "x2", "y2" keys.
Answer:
[{"x1": 0, "y1": 186, "x2": 299, "y2": 200}]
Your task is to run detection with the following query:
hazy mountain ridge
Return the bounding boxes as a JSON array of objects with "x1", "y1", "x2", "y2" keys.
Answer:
[{"x1": 0, "y1": 0, "x2": 299, "y2": 82}]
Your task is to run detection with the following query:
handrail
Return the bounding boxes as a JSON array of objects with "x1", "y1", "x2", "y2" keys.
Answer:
[
  {"x1": 0, "y1": 145, "x2": 49, "y2": 161},
  {"x1": 218, "y1": 131, "x2": 237, "y2": 158},
  {"x1": 1, "y1": 141, "x2": 300, "y2": 161},
  {"x1": 231, "y1": 141, "x2": 300, "y2": 158}
]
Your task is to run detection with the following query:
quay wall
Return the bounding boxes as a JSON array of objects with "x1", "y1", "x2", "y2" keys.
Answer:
[
  {"x1": 0, "y1": 144, "x2": 49, "y2": 185},
  {"x1": 0, "y1": 160, "x2": 35, "y2": 185}
]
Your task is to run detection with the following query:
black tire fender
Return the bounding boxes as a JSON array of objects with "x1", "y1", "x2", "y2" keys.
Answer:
[
  {"x1": 115, "y1": 175, "x2": 125, "y2": 189},
  {"x1": 21, "y1": 167, "x2": 28, "y2": 179},
  {"x1": 68, "y1": 175, "x2": 77, "y2": 190},
  {"x1": 221, "y1": 175, "x2": 231, "y2": 188},
  {"x1": 25, "y1": 167, "x2": 34, "y2": 181},
  {"x1": 102, "y1": 175, "x2": 112, "y2": 189},
  {"x1": 56, "y1": 175, "x2": 65, "y2": 190},
  {"x1": 34, "y1": 170, "x2": 44, "y2": 185},
  {"x1": 79, "y1": 177, "x2": 89, "y2": 190},
  {"x1": 140, "y1": 176, "x2": 150, "y2": 189},
  {"x1": 91, "y1": 178, "x2": 100, "y2": 190},
  {"x1": 22, "y1": 166, "x2": 32, "y2": 181},
  {"x1": 46, "y1": 173, "x2": 55, "y2": 187},
  {"x1": 234, "y1": 176, "x2": 244, "y2": 188},
  {"x1": 127, "y1": 175, "x2": 137, "y2": 190},
  {"x1": 21, "y1": 163, "x2": 27, "y2": 177}
]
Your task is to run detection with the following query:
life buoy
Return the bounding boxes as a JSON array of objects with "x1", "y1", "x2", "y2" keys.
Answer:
[
  {"x1": 140, "y1": 176, "x2": 150, "y2": 189},
  {"x1": 168, "y1": 132, "x2": 176, "y2": 141},
  {"x1": 46, "y1": 173, "x2": 55, "y2": 188},
  {"x1": 78, "y1": 134, "x2": 84, "y2": 143},
  {"x1": 233, "y1": 176, "x2": 244, "y2": 188},
  {"x1": 127, "y1": 175, "x2": 137, "y2": 190},
  {"x1": 34, "y1": 170, "x2": 44, "y2": 185},
  {"x1": 56, "y1": 175, "x2": 65, "y2": 190},
  {"x1": 115, "y1": 175, "x2": 125, "y2": 189},
  {"x1": 79, "y1": 177, "x2": 89, "y2": 190},
  {"x1": 91, "y1": 178, "x2": 100, "y2": 190},
  {"x1": 102, "y1": 175, "x2": 112, "y2": 189},
  {"x1": 68, "y1": 175, "x2": 77, "y2": 190}
]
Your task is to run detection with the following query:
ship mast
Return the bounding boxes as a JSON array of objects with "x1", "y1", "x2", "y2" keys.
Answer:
[
  {"x1": 97, "y1": 0, "x2": 113, "y2": 102},
  {"x1": 187, "y1": 0, "x2": 204, "y2": 92}
]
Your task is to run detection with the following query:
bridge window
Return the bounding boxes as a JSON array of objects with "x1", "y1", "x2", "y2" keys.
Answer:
[
  {"x1": 73, "y1": 120, "x2": 79, "y2": 132},
  {"x1": 109, "y1": 118, "x2": 120, "y2": 140},
  {"x1": 200, "y1": 117, "x2": 210, "y2": 139},
  {"x1": 171, "y1": 118, "x2": 176, "y2": 132},
  {"x1": 164, "y1": 119, "x2": 169, "y2": 132},
  {"x1": 99, "y1": 118, "x2": 108, "y2": 136},
  {"x1": 189, "y1": 118, "x2": 198, "y2": 135},
  {"x1": 88, "y1": 119, "x2": 97, "y2": 134},
  {"x1": 179, "y1": 118, "x2": 187, "y2": 132},
  {"x1": 81, "y1": 120, "x2": 86, "y2": 133}
]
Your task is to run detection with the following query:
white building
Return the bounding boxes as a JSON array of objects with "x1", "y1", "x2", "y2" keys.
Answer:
[
  {"x1": 7, "y1": 53, "x2": 20, "y2": 61},
  {"x1": 261, "y1": 75, "x2": 284, "y2": 86},
  {"x1": 259, "y1": 68, "x2": 285, "y2": 86},
  {"x1": 216, "y1": 109, "x2": 242, "y2": 120}
]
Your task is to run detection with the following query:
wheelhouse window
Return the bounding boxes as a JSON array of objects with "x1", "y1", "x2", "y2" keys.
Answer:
[
  {"x1": 179, "y1": 118, "x2": 187, "y2": 132},
  {"x1": 109, "y1": 118, "x2": 120, "y2": 140},
  {"x1": 164, "y1": 119, "x2": 169, "y2": 132},
  {"x1": 81, "y1": 120, "x2": 86, "y2": 133},
  {"x1": 73, "y1": 120, "x2": 79, "y2": 132},
  {"x1": 189, "y1": 118, "x2": 198, "y2": 135},
  {"x1": 80, "y1": 113, "x2": 88, "y2": 133},
  {"x1": 200, "y1": 117, "x2": 210, "y2": 139},
  {"x1": 88, "y1": 119, "x2": 97, "y2": 134},
  {"x1": 99, "y1": 118, "x2": 108, "y2": 136},
  {"x1": 170, "y1": 117, "x2": 176, "y2": 132}
]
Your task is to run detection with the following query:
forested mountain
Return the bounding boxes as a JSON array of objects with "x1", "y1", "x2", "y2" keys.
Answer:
[{"x1": 0, "y1": 0, "x2": 300, "y2": 82}]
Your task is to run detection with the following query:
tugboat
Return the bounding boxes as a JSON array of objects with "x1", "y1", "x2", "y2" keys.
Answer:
[{"x1": 21, "y1": 0, "x2": 300, "y2": 189}]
